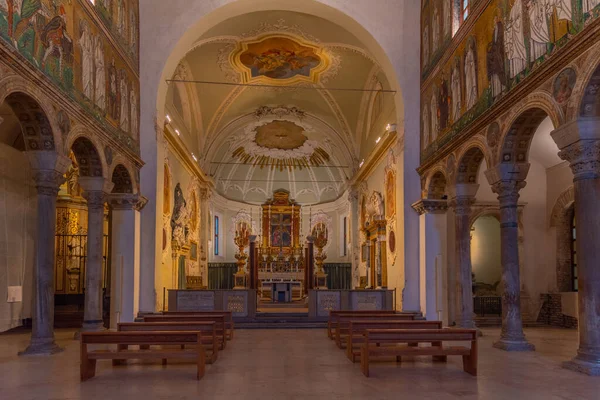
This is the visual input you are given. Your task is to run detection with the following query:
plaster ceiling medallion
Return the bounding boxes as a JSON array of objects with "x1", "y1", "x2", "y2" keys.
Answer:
[
  {"x1": 230, "y1": 118, "x2": 330, "y2": 170},
  {"x1": 231, "y1": 34, "x2": 330, "y2": 85}
]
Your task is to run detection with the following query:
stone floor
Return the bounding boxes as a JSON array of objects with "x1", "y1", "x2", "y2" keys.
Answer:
[{"x1": 0, "y1": 327, "x2": 598, "y2": 399}]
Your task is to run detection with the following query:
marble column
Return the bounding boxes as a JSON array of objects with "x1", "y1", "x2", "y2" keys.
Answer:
[
  {"x1": 552, "y1": 118, "x2": 600, "y2": 375},
  {"x1": 486, "y1": 164, "x2": 534, "y2": 351},
  {"x1": 79, "y1": 178, "x2": 114, "y2": 332},
  {"x1": 19, "y1": 152, "x2": 70, "y2": 355},
  {"x1": 412, "y1": 199, "x2": 448, "y2": 322},
  {"x1": 449, "y1": 183, "x2": 478, "y2": 329},
  {"x1": 348, "y1": 188, "x2": 360, "y2": 288},
  {"x1": 199, "y1": 187, "x2": 212, "y2": 284},
  {"x1": 365, "y1": 240, "x2": 372, "y2": 288},
  {"x1": 108, "y1": 194, "x2": 146, "y2": 330}
]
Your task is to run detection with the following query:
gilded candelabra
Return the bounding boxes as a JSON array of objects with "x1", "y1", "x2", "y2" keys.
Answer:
[
  {"x1": 313, "y1": 224, "x2": 328, "y2": 289},
  {"x1": 234, "y1": 222, "x2": 250, "y2": 288}
]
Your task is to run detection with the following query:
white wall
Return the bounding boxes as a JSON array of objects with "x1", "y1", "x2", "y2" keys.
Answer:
[{"x1": 0, "y1": 144, "x2": 35, "y2": 332}]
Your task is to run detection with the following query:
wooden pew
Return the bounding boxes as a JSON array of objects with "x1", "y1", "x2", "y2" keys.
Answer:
[
  {"x1": 345, "y1": 320, "x2": 443, "y2": 362},
  {"x1": 118, "y1": 322, "x2": 219, "y2": 364},
  {"x1": 360, "y1": 329, "x2": 478, "y2": 377},
  {"x1": 143, "y1": 315, "x2": 227, "y2": 350},
  {"x1": 80, "y1": 331, "x2": 205, "y2": 381},
  {"x1": 163, "y1": 311, "x2": 234, "y2": 340},
  {"x1": 327, "y1": 310, "x2": 398, "y2": 339},
  {"x1": 334, "y1": 314, "x2": 417, "y2": 348}
]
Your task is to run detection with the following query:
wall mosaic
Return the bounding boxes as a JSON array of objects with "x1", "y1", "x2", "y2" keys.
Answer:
[
  {"x1": 0, "y1": 0, "x2": 139, "y2": 152},
  {"x1": 92, "y1": 0, "x2": 138, "y2": 66},
  {"x1": 421, "y1": 0, "x2": 600, "y2": 162}
]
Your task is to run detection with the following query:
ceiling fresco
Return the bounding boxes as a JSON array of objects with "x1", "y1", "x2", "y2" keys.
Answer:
[{"x1": 164, "y1": 11, "x2": 397, "y2": 204}]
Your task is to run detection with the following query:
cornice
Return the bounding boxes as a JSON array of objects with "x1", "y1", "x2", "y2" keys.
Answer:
[
  {"x1": 418, "y1": 18, "x2": 600, "y2": 175},
  {"x1": 164, "y1": 125, "x2": 214, "y2": 188},
  {"x1": 0, "y1": 44, "x2": 143, "y2": 168},
  {"x1": 79, "y1": 0, "x2": 139, "y2": 78},
  {"x1": 351, "y1": 130, "x2": 398, "y2": 185},
  {"x1": 411, "y1": 199, "x2": 448, "y2": 215}
]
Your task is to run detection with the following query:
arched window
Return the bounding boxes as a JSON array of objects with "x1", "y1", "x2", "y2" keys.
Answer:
[
  {"x1": 214, "y1": 215, "x2": 220, "y2": 256},
  {"x1": 571, "y1": 214, "x2": 578, "y2": 292},
  {"x1": 461, "y1": 0, "x2": 469, "y2": 21}
]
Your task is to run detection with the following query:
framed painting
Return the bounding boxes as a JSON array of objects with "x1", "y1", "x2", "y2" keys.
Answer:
[{"x1": 190, "y1": 241, "x2": 198, "y2": 261}]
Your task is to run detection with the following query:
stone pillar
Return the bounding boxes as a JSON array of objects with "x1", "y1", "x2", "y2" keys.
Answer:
[
  {"x1": 486, "y1": 164, "x2": 535, "y2": 351},
  {"x1": 365, "y1": 239, "x2": 372, "y2": 288},
  {"x1": 79, "y1": 178, "x2": 114, "y2": 332},
  {"x1": 449, "y1": 184, "x2": 478, "y2": 329},
  {"x1": 199, "y1": 187, "x2": 211, "y2": 284},
  {"x1": 412, "y1": 199, "x2": 448, "y2": 322},
  {"x1": 348, "y1": 188, "x2": 360, "y2": 288},
  {"x1": 552, "y1": 118, "x2": 600, "y2": 375},
  {"x1": 108, "y1": 194, "x2": 146, "y2": 329},
  {"x1": 19, "y1": 152, "x2": 70, "y2": 355}
]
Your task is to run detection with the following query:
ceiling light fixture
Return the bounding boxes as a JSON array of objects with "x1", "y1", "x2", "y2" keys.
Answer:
[
  {"x1": 192, "y1": 153, "x2": 198, "y2": 162},
  {"x1": 359, "y1": 159, "x2": 365, "y2": 168},
  {"x1": 375, "y1": 137, "x2": 381, "y2": 144},
  {"x1": 166, "y1": 115, "x2": 172, "y2": 123},
  {"x1": 175, "y1": 129, "x2": 180, "y2": 136}
]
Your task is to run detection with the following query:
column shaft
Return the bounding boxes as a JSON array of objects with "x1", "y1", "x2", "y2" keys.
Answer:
[
  {"x1": 492, "y1": 180, "x2": 534, "y2": 351},
  {"x1": 453, "y1": 198, "x2": 475, "y2": 329},
  {"x1": 82, "y1": 192, "x2": 106, "y2": 331},
  {"x1": 20, "y1": 171, "x2": 64, "y2": 355}
]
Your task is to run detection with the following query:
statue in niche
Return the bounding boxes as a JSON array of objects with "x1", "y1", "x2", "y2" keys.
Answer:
[
  {"x1": 464, "y1": 38, "x2": 478, "y2": 109},
  {"x1": 368, "y1": 192, "x2": 384, "y2": 221},
  {"x1": 170, "y1": 183, "x2": 190, "y2": 247},
  {"x1": 66, "y1": 151, "x2": 82, "y2": 197}
]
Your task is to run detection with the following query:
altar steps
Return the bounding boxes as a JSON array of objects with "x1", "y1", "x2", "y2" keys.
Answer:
[{"x1": 235, "y1": 312, "x2": 326, "y2": 329}]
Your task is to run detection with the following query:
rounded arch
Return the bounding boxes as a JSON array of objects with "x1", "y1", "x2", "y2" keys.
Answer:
[
  {"x1": 455, "y1": 140, "x2": 489, "y2": 185},
  {"x1": 496, "y1": 92, "x2": 564, "y2": 163},
  {"x1": 550, "y1": 186, "x2": 575, "y2": 228},
  {"x1": 70, "y1": 137, "x2": 104, "y2": 178},
  {"x1": 424, "y1": 166, "x2": 448, "y2": 200},
  {"x1": 469, "y1": 208, "x2": 500, "y2": 228},
  {"x1": 111, "y1": 164, "x2": 134, "y2": 194},
  {"x1": 153, "y1": 0, "x2": 409, "y2": 133},
  {"x1": 65, "y1": 126, "x2": 109, "y2": 178},
  {"x1": 0, "y1": 75, "x2": 64, "y2": 152},
  {"x1": 108, "y1": 155, "x2": 139, "y2": 194}
]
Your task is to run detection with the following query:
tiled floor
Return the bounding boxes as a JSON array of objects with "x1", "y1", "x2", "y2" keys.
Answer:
[{"x1": 0, "y1": 327, "x2": 598, "y2": 399}]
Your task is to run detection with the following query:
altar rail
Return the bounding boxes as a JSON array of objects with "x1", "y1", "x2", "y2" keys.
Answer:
[
  {"x1": 308, "y1": 289, "x2": 395, "y2": 319},
  {"x1": 167, "y1": 289, "x2": 256, "y2": 319}
]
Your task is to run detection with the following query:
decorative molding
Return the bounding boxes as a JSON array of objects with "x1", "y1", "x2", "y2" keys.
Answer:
[{"x1": 411, "y1": 199, "x2": 448, "y2": 215}]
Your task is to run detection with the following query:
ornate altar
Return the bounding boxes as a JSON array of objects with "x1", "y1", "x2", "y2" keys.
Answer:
[
  {"x1": 257, "y1": 189, "x2": 306, "y2": 301},
  {"x1": 362, "y1": 192, "x2": 388, "y2": 289}
]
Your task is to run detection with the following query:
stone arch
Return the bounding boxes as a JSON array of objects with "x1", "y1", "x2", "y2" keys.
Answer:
[
  {"x1": 455, "y1": 141, "x2": 489, "y2": 184},
  {"x1": 425, "y1": 168, "x2": 448, "y2": 200},
  {"x1": 2, "y1": 92, "x2": 56, "y2": 152},
  {"x1": 108, "y1": 155, "x2": 139, "y2": 194},
  {"x1": 70, "y1": 137, "x2": 104, "y2": 177},
  {"x1": 498, "y1": 107, "x2": 553, "y2": 164},
  {"x1": 111, "y1": 164, "x2": 134, "y2": 194},
  {"x1": 65, "y1": 126, "x2": 109, "y2": 178},
  {"x1": 0, "y1": 75, "x2": 63, "y2": 152},
  {"x1": 579, "y1": 61, "x2": 600, "y2": 118},
  {"x1": 550, "y1": 186, "x2": 575, "y2": 292}
]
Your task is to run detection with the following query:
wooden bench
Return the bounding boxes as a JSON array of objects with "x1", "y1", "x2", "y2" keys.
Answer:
[
  {"x1": 327, "y1": 310, "x2": 399, "y2": 339},
  {"x1": 163, "y1": 311, "x2": 234, "y2": 340},
  {"x1": 360, "y1": 329, "x2": 478, "y2": 377},
  {"x1": 143, "y1": 315, "x2": 227, "y2": 350},
  {"x1": 345, "y1": 320, "x2": 443, "y2": 362},
  {"x1": 80, "y1": 331, "x2": 205, "y2": 381},
  {"x1": 334, "y1": 314, "x2": 417, "y2": 348},
  {"x1": 118, "y1": 322, "x2": 219, "y2": 364}
]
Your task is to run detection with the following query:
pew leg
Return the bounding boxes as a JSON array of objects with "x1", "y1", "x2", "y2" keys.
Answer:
[
  {"x1": 197, "y1": 347, "x2": 206, "y2": 380},
  {"x1": 431, "y1": 342, "x2": 447, "y2": 362},
  {"x1": 361, "y1": 347, "x2": 370, "y2": 377},
  {"x1": 112, "y1": 344, "x2": 127, "y2": 366},
  {"x1": 140, "y1": 344, "x2": 150, "y2": 350},
  {"x1": 396, "y1": 355, "x2": 402, "y2": 363},
  {"x1": 81, "y1": 357, "x2": 96, "y2": 382},
  {"x1": 463, "y1": 354, "x2": 477, "y2": 376},
  {"x1": 162, "y1": 358, "x2": 168, "y2": 366}
]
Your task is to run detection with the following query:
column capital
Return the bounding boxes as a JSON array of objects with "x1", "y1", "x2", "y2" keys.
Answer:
[
  {"x1": 347, "y1": 187, "x2": 360, "y2": 202},
  {"x1": 108, "y1": 193, "x2": 148, "y2": 211},
  {"x1": 199, "y1": 186, "x2": 213, "y2": 201},
  {"x1": 32, "y1": 169, "x2": 66, "y2": 195},
  {"x1": 551, "y1": 117, "x2": 600, "y2": 149},
  {"x1": 28, "y1": 151, "x2": 70, "y2": 196},
  {"x1": 411, "y1": 199, "x2": 448, "y2": 215},
  {"x1": 558, "y1": 140, "x2": 600, "y2": 180},
  {"x1": 80, "y1": 177, "x2": 114, "y2": 210}
]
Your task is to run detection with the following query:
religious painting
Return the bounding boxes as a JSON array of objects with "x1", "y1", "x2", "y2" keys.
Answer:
[
  {"x1": 190, "y1": 241, "x2": 198, "y2": 261},
  {"x1": 271, "y1": 213, "x2": 292, "y2": 247},
  {"x1": 163, "y1": 163, "x2": 171, "y2": 215},
  {"x1": 232, "y1": 34, "x2": 329, "y2": 84},
  {"x1": 388, "y1": 230, "x2": 396, "y2": 254},
  {"x1": 385, "y1": 170, "x2": 396, "y2": 218},
  {"x1": 553, "y1": 68, "x2": 576, "y2": 105}
]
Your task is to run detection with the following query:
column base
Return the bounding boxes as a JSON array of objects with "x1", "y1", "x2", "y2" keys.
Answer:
[
  {"x1": 562, "y1": 358, "x2": 600, "y2": 376},
  {"x1": 18, "y1": 339, "x2": 63, "y2": 356},
  {"x1": 493, "y1": 339, "x2": 535, "y2": 351},
  {"x1": 74, "y1": 320, "x2": 105, "y2": 339}
]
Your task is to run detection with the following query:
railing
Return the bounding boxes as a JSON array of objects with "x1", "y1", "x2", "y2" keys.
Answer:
[{"x1": 473, "y1": 296, "x2": 502, "y2": 317}]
